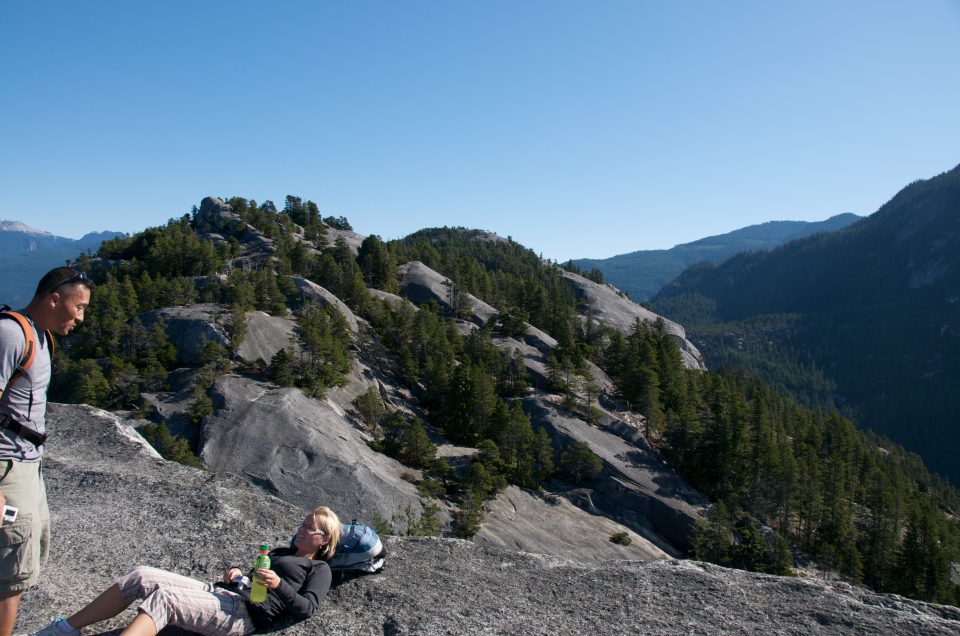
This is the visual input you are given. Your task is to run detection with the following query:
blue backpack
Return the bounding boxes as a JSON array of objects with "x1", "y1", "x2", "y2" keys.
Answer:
[{"x1": 328, "y1": 520, "x2": 386, "y2": 576}]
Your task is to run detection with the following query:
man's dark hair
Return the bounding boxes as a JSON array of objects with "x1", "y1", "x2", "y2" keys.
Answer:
[{"x1": 33, "y1": 267, "x2": 94, "y2": 299}]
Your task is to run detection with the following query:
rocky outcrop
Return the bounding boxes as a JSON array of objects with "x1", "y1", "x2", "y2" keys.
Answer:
[
  {"x1": 195, "y1": 196, "x2": 246, "y2": 235},
  {"x1": 325, "y1": 227, "x2": 366, "y2": 254},
  {"x1": 235, "y1": 310, "x2": 297, "y2": 363},
  {"x1": 139, "y1": 368, "x2": 205, "y2": 440},
  {"x1": 138, "y1": 295, "x2": 699, "y2": 559},
  {"x1": 195, "y1": 196, "x2": 276, "y2": 268},
  {"x1": 523, "y1": 322, "x2": 558, "y2": 354},
  {"x1": 288, "y1": 275, "x2": 360, "y2": 334},
  {"x1": 200, "y1": 375, "x2": 425, "y2": 525},
  {"x1": 397, "y1": 261, "x2": 499, "y2": 326},
  {"x1": 524, "y1": 396, "x2": 709, "y2": 554},
  {"x1": 560, "y1": 269, "x2": 706, "y2": 370},
  {"x1": 368, "y1": 288, "x2": 417, "y2": 310},
  {"x1": 475, "y1": 486, "x2": 668, "y2": 561},
  {"x1": 19, "y1": 403, "x2": 960, "y2": 635},
  {"x1": 141, "y1": 304, "x2": 231, "y2": 365}
]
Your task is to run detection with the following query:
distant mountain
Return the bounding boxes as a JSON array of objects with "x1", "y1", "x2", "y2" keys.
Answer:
[
  {"x1": 0, "y1": 220, "x2": 125, "y2": 307},
  {"x1": 648, "y1": 163, "x2": 960, "y2": 484},
  {"x1": 571, "y1": 213, "x2": 862, "y2": 301}
]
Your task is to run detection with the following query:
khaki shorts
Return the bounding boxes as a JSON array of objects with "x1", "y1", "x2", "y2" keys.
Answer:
[{"x1": 0, "y1": 460, "x2": 49, "y2": 592}]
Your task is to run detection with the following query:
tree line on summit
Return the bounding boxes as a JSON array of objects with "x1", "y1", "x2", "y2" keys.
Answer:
[{"x1": 48, "y1": 195, "x2": 960, "y2": 606}]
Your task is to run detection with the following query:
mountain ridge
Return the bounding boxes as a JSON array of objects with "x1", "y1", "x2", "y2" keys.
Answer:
[
  {"x1": 648, "y1": 162, "x2": 960, "y2": 484},
  {"x1": 571, "y1": 213, "x2": 862, "y2": 301},
  {"x1": 0, "y1": 222, "x2": 125, "y2": 307}
]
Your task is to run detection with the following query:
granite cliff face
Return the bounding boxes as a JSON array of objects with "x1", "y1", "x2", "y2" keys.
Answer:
[
  {"x1": 559, "y1": 269, "x2": 705, "y2": 370},
  {"x1": 127, "y1": 199, "x2": 712, "y2": 561},
  {"x1": 396, "y1": 259, "x2": 705, "y2": 370},
  {"x1": 16, "y1": 404, "x2": 960, "y2": 635}
]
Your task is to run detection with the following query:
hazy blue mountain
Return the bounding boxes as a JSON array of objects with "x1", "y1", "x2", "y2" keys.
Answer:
[
  {"x1": 648, "y1": 163, "x2": 960, "y2": 484},
  {"x1": 0, "y1": 220, "x2": 125, "y2": 308},
  {"x1": 571, "y1": 213, "x2": 862, "y2": 301}
]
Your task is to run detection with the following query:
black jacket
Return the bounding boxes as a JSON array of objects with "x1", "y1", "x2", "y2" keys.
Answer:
[{"x1": 244, "y1": 547, "x2": 332, "y2": 629}]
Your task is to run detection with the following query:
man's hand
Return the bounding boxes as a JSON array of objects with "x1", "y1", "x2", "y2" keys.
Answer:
[
  {"x1": 0, "y1": 490, "x2": 6, "y2": 528},
  {"x1": 255, "y1": 568, "x2": 281, "y2": 590},
  {"x1": 223, "y1": 567, "x2": 243, "y2": 583}
]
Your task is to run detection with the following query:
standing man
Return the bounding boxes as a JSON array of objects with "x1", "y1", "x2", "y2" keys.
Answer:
[{"x1": 0, "y1": 268, "x2": 91, "y2": 636}]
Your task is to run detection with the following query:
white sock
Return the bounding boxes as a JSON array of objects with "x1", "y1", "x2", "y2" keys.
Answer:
[{"x1": 58, "y1": 618, "x2": 78, "y2": 633}]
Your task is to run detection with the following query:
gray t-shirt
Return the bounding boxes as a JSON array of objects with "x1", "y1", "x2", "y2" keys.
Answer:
[{"x1": 0, "y1": 314, "x2": 52, "y2": 461}]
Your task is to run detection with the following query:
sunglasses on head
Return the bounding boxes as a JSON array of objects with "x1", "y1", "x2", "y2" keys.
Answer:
[{"x1": 43, "y1": 271, "x2": 91, "y2": 295}]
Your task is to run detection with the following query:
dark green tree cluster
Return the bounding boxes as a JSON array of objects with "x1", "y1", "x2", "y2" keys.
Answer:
[
  {"x1": 310, "y1": 238, "x2": 369, "y2": 309},
  {"x1": 322, "y1": 215, "x2": 352, "y2": 231},
  {"x1": 99, "y1": 215, "x2": 226, "y2": 278},
  {"x1": 560, "y1": 259, "x2": 604, "y2": 284},
  {"x1": 223, "y1": 197, "x2": 291, "y2": 241},
  {"x1": 374, "y1": 411, "x2": 437, "y2": 469},
  {"x1": 139, "y1": 422, "x2": 205, "y2": 469},
  {"x1": 369, "y1": 301, "x2": 552, "y2": 482},
  {"x1": 282, "y1": 195, "x2": 328, "y2": 245},
  {"x1": 50, "y1": 272, "x2": 179, "y2": 408},
  {"x1": 268, "y1": 303, "x2": 352, "y2": 397},
  {"x1": 295, "y1": 302, "x2": 352, "y2": 393},
  {"x1": 690, "y1": 502, "x2": 792, "y2": 575},
  {"x1": 357, "y1": 235, "x2": 399, "y2": 292},
  {"x1": 389, "y1": 228, "x2": 583, "y2": 362},
  {"x1": 600, "y1": 320, "x2": 959, "y2": 604},
  {"x1": 559, "y1": 440, "x2": 603, "y2": 483},
  {"x1": 365, "y1": 298, "x2": 556, "y2": 536}
]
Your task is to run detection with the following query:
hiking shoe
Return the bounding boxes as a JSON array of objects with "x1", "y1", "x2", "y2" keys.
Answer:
[{"x1": 30, "y1": 617, "x2": 80, "y2": 636}]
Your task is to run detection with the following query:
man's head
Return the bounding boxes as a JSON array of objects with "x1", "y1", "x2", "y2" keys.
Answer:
[{"x1": 27, "y1": 267, "x2": 93, "y2": 336}]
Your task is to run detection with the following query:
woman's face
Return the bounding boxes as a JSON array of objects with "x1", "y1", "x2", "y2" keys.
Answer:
[{"x1": 294, "y1": 514, "x2": 329, "y2": 555}]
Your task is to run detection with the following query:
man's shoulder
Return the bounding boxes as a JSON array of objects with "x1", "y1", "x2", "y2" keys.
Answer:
[{"x1": 0, "y1": 314, "x2": 28, "y2": 348}]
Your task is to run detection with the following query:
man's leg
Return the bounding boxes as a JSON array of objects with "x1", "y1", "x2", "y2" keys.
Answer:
[
  {"x1": 0, "y1": 461, "x2": 44, "y2": 636},
  {"x1": 0, "y1": 590, "x2": 22, "y2": 636}
]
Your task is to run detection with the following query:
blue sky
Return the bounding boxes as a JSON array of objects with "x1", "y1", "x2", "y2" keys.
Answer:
[{"x1": 1, "y1": 1, "x2": 958, "y2": 261}]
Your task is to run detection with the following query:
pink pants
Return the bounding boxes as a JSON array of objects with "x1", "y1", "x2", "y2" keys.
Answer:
[{"x1": 115, "y1": 566, "x2": 256, "y2": 636}]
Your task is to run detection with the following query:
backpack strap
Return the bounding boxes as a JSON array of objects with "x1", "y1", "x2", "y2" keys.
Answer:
[
  {"x1": 0, "y1": 310, "x2": 39, "y2": 398},
  {"x1": 47, "y1": 328, "x2": 55, "y2": 360}
]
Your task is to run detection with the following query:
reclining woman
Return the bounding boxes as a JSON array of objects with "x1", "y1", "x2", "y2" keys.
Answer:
[{"x1": 32, "y1": 506, "x2": 342, "y2": 636}]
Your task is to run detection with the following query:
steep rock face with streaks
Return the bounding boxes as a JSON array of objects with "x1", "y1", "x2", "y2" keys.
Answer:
[{"x1": 559, "y1": 269, "x2": 705, "y2": 370}]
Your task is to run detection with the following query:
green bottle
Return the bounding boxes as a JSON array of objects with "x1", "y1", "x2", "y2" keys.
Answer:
[{"x1": 249, "y1": 543, "x2": 271, "y2": 603}]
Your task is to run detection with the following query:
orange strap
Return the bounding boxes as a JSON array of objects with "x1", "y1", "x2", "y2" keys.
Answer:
[{"x1": 0, "y1": 311, "x2": 50, "y2": 397}]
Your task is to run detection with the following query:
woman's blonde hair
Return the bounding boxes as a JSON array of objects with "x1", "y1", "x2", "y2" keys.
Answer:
[{"x1": 312, "y1": 506, "x2": 342, "y2": 561}]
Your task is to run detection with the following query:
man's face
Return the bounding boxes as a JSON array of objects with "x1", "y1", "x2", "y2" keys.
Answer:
[{"x1": 50, "y1": 284, "x2": 91, "y2": 336}]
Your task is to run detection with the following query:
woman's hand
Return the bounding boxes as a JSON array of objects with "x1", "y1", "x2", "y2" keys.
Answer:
[
  {"x1": 223, "y1": 567, "x2": 243, "y2": 583},
  {"x1": 255, "y1": 568, "x2": 281, "y2": 590}
]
